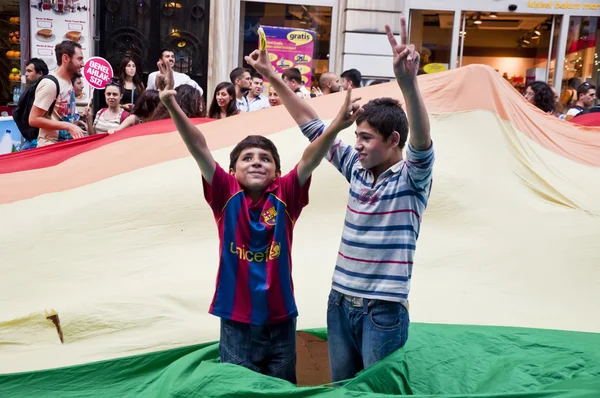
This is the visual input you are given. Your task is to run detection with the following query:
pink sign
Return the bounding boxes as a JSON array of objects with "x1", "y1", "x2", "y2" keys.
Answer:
[
  {"x1": 260, "y1": 26, "x2": 315, "y2": 89},
  {"x1": 83, "y1": 57, "x2": 114, "y2": 89}
]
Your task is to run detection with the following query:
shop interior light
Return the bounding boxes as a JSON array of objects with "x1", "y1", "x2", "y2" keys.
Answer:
[
  {"x1": 474, "y1": 14, "x2": 482, "y2": 25},
  {"x1": 489, "y1": 12, "x2": 497, "y2": 18},
  {"x1": 459, "y1": 31, "x2": 467, "y2": 36},
  {"x1": 522, "y1": 39, "x2": 530, "y2": 44},
  {"x1": 164, "y1": 2, "x2": 182, "y2": 8},
  {"x1": 534, "y1": 30, "x2": 541, "y2": 37}
]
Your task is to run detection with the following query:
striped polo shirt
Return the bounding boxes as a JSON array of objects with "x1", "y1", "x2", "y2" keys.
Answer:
[{"x1": 300, "y1": 119, "x2": 434, "y2": 307}]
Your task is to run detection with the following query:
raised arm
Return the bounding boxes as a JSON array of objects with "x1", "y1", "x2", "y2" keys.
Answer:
[
  {"x1": 245, "y1": 36, "x2": 317, "y2": 126},
  {"x1": 157, "y1": 61, "x2": 216, "y2": 183},
  {"x1": 385, "y1": 17, "x2": 431, "y2": 151},
  {"x1": 296, "y1": 87, "x2": 361, "y2": 186}
]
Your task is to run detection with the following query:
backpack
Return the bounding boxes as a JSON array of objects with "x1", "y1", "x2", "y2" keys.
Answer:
[
  {"x1": 97, "y1": 108, "x2": 130, "y2": 124},
  {"x1": 13, "y1": 75, "x2": 60, "y2": 142}
]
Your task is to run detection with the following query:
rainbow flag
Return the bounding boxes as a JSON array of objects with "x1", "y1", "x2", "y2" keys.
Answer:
[{"x1": 1, "y1": 65, "x2": 600, "y2": 397}]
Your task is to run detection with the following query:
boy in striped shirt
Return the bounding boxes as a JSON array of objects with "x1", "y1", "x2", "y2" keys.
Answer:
[
  {"x1": 295, "y1": 17, "x2": 434, "y2": 381},
  {"x1": 156, "y1": 50, "x2": 362, "y2": 383}
]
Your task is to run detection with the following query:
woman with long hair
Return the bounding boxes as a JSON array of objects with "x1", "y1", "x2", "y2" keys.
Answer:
[
  {"x1": 118, "y1": 56, "x2": 145, "y2": 112},
  {"x1": 524, "y1": 81, "x2": 555, "y2": 114},
  {"x1": 208, "y1": 82, "x2": 239, "y2": 119},
  {"x1": 149, "y1": 84, "x2": 206, "y2": 121}
]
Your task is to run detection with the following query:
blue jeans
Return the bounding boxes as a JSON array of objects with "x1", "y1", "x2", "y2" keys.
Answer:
[
  {"x1": 18, "y1": 140, "x2": 37, "y2": 151},
  {"x1": 219, "y1": 317, "x2": 297, "y2": 383},
  {"x1": 327, "y1": 289, "x2": 409, "y2": 382}
]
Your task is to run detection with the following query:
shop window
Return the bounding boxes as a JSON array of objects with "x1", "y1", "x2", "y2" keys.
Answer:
[
  {"x1": 240, "y1": 2, "x2": 332, "y2": 90},
  {"x1": 408, "y1": 10, "x2": 454, "y2": 75},
  {"x1": 562, "y1": 17, "x2": 599, "y2": 92}
]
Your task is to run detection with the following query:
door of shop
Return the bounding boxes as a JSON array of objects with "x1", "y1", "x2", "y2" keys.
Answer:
[
  {"x1": 456, "y1": 12, "x2": 560, "y2": 89},
  {"x1": 97, "y1": 0, "x2": 210, "y2": 95}
]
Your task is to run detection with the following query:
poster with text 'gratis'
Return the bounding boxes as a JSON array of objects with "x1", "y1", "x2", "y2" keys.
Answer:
[{"x1": 260, "y1": 26, "x2": 315, "y2": 89}]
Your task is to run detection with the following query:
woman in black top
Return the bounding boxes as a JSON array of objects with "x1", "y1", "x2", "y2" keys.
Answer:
[{"x1": 118, "y1": 56, "x2": 145, "y2": 111}]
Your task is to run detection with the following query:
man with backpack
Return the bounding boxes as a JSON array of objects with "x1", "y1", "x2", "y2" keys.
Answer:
[{"x1": 24, "y1": 40, "x2": 85, "y2": 148}]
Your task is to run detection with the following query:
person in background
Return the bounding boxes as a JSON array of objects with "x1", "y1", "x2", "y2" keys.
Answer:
[
  {"x1": 71, "y1": 73, "x2": 88, "y2": 132},
  {"x1": 523, "y1": 81, "x2": 555, "y2": 114},
  {"x1": 72, "y1": 73, "x2": 85, "y2": 100},
  {"x1": 85, "y1": 81, "x2": 129, "y2": 135},
  {"x1": 150, "y1": 84, "x2": 206, "y2": 121},
  {"x1": 282, "y1": 68, "x2": 310, "y2": 99},
  {"x1": 246, "y1": 72, "x2": 270, "y2": 112},
  {"x1": 318, "y1": 72, "x2": 341, "y2": 95},
  {"x1": 566, "y1": 83, "x2": 596, "y2": 120},
  {"x1": 24, "y1": 58, "x2": 48, "y2": 86},
  {"x1": 550, "y1": 87, "x2": 566, "y2": 120},
  {"x1": 208, "y1": 82, "x2": 239, "y2": 119},
  {"x1": 109, "y1": 89, "x2": 160, "y2": 134},
  {"x1": 560, "y1": 77, "x2": 580, "y2": 111},
  {"x1": 29, "y1": 40, "x2": 85, "y2": 147},
  {"x1": 146, "y1": 49, "x2": 203, "y2": 95},
  {"x1": 340, "y1": 68, "x2": 362, "y2": 90},
  {"x1": 268, "y1": 85, "x2": 282, "y2": 107},
  {"x1": 118, "y1": 56, "x2": 145, "y2": 112},
  {"x1": 230, "y1": 67, "x2": 251, "y2": 112}
]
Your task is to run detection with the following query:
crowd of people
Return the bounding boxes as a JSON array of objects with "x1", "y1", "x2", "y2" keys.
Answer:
[
  {"x1": 523, "y1": 77, "x2": 598, "y2": 121},
  {"x1": 13, "y1": 41, "x2": 369, "y2": 152},
  {"x1": 12, "y1": 38, "x2": 599, "y2": 152}
]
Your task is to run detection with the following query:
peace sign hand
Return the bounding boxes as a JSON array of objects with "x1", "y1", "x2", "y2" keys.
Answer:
[
  {"x1": 157, "y1": 60, "x2": 176, "y2": 102},
  {"x1": 332, "y1": 86, "x2": 362, "y2": 130},
  {"x1": 385, "y1": 17, "x2": 420, "y2": 83}
]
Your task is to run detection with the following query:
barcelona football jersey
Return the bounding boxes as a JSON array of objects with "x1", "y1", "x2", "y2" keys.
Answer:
[{"x1": 202, "y1": 163, "x2": 311, "y2": 325}]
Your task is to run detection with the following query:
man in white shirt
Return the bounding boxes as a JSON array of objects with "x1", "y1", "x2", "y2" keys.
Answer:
[
  {"x1": 230, "y1": 67, "x2": 251, "y2": 112},
  {"x1": 566, "y1": 83, "x2": 596, "y2": 120},
  {"x1": 147, "y1": 48, "x2": 203, "y2": 96},
  {"x1": 29, "y1": 40, "x2": 85, "y2": 147},
  {"x1": 246, "y1": 72, "x2": 270, "y2": 112}
]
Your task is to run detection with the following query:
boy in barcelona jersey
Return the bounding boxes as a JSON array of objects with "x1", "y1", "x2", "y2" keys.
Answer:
[{"x1": 156, "y1": 45, "x2": 363, "y2": 383}]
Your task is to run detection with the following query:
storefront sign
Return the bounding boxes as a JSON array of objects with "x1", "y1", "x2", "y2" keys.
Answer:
[
  {"x1": 259, "y1": 26, "x2": 315, "y2": 89},
  {"x1": 29, "y1": 0, "x2": 93, "y2": 100},
  {"x1": 83, "y1": 57, "x2": 113, "y2": 89},
  {"x1": 527, "y1": 1, "x2": 600, "y2": 10}
]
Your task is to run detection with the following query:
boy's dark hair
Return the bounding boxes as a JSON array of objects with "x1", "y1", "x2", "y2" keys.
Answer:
[
  {"x1": 281, "y1": 68, "x2": 302, "y2": 84},
  {"x1": 71, "y1": 72, "x2": 82, "y2": 84},
  {"x1": 341, "y1": 68, "x2": 362, "y2": 88},
  {"x1": 55, "y1": 40, "x2": 82, "y2": 66},
  {"x1": 230, "y1": 67, "x2": 250, "y2": 84},
  {"x1": 26, "y1": 58, "x2": 48, "y2": 76},
  {"x1": 159, "y1": 48, "x2": 174, "y2": 60},
  {"x1": 252, "y1": 72, "x2": 264, "y2": 80},
  {"x1": 229, "y1": 135, "x2": 281, "y2": 173},
  {"x1": 356, "y1": 98, "x2": 408, "y2": 149}
]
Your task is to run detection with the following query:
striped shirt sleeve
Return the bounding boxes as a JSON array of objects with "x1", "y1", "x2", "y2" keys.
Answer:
[
  {"x1": 299, "y1": 118, "x2": 358, "y2": 183},
  {"x1": 405, "y1": 142, "x2": 434, "y2": 191}
]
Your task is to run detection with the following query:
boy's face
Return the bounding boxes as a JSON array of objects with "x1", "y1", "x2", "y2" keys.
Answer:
[
  {"x1": 354, "y1": 121, "x2": 400, "y2": 170},
  {"x1": 231, "y1": 147, "x2": 279, "y2": 193}
]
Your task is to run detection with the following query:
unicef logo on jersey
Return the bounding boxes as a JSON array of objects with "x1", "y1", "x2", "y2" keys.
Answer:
[
  {"x1": 262, "y1": 206, "x2": 277, "y2": 226},
  {"x1": 229, "y1": 242, "x2": 281, "y2": 263}
]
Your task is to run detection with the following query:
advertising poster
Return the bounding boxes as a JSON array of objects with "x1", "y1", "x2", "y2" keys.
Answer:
[
  {"x1": 29, "y1": 0, "x2": 92, "y2": 101},
  {"x1": 259, "y1": 26, "x2": 315, "y2": 89}
]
